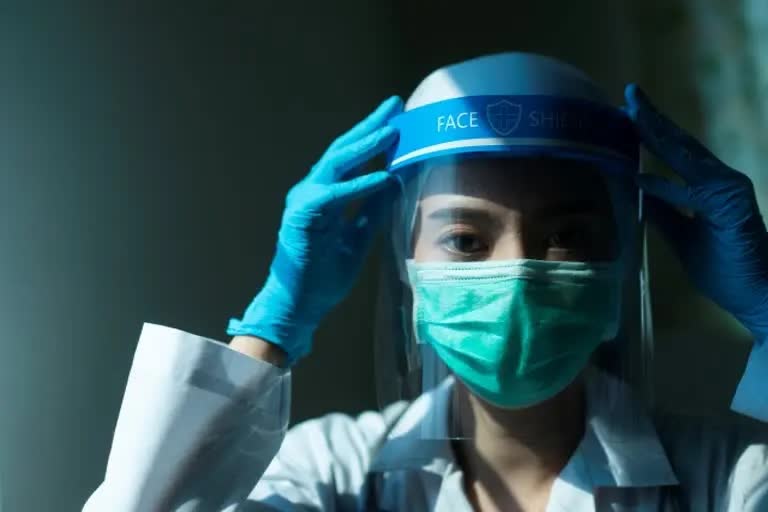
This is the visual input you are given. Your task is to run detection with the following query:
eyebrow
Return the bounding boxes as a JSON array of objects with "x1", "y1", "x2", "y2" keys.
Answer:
[
  {"x1": 425, "y1": 207, "x2": 506, "y2": 233},
  {"x1": 425, "y1": 200, "x2": 607, "y2": 224},
  {"x1": 531, "y1": 199, "x2": 609, "y2": 220}
]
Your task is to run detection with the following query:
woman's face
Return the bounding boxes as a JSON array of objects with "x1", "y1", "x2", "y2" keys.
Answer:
[{"x1": 412, "y1": 158, "x2": 618, "y2": 263}]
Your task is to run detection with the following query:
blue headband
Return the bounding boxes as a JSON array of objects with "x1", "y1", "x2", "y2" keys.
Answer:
[{"x1": 387, "y1": 95, "x2": 639, "y2": 173}]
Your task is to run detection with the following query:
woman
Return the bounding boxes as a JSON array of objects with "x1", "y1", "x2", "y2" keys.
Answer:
[{"x1": 84, "y1": 53, "x2": 768, "y2": 511}]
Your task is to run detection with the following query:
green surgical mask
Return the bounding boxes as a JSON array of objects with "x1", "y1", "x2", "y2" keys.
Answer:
[{"x1": 407, "y1": 258, "x2": 622, "y2": 408}]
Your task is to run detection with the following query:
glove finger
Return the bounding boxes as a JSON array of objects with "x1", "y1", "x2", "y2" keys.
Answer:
[
  {"x1": 624, "y1": 84, "x2": 727, "y2": 185},
  {"x1": 325, "y1": 96, "x2": 403, "y2": 155},
  {"x1": 636, "y1": 174, "x2": 699, "y2": 211},
  {"x1": 329, "y1": 170, "x2": 394, "y2": 205},
  {"x1": 319, "y1": 126, "x2": 398, "y2": 182},
  {"x1": 643, "y1": 194, "x2": 692, "y2": 255}
]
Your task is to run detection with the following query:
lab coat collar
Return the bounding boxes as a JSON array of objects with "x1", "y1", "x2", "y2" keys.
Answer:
[
  {"x1": 579, "y1": 369, "x2": 679, "y2": 488},
  {"x1": 369, "y1": 377, "x2": 457, "y2": 476},
  {"x1": 369, "y1": 370, "x2": 679, "y2": 489}
]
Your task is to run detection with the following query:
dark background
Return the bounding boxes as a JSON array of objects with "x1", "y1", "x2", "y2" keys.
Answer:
[{"x1": 0, "y1": 2, "x2": 755, "y2": 510}]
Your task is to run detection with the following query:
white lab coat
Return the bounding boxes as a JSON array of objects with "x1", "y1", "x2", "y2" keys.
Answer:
[{"x1": 84, "y1": 324, "x2": 768, "y2": 511}]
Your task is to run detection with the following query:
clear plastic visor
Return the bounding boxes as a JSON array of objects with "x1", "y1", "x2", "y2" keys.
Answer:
[{"x1": 374, "y1": 153, "x2": 651, "y2": 440}]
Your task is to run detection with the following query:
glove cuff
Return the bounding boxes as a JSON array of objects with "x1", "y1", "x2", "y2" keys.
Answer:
[{"x1": 226, "y1": 275, "x2": 318, "y2": 365}]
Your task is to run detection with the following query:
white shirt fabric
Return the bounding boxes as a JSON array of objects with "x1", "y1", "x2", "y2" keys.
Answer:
[{"x1": 84, "y1": 324, "x2": 768, "y2": 511}]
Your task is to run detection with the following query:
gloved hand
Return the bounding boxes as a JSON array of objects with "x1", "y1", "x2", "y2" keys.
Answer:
[
  {"x1": 228, "y1": 96, "x2": 403, "y2": 364},
  {"x1": 625, "y1": 84, "x2": 768, "y2": 340}
]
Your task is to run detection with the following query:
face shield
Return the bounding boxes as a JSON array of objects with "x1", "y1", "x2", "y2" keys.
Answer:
[{"x1": 373, "y1": 53, "x2": 650, "y2": 440}]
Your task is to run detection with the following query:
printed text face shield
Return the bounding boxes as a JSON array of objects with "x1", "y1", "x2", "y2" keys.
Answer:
[{"x1": 373, "y1": 53, "x2": 649, "y2": 440}]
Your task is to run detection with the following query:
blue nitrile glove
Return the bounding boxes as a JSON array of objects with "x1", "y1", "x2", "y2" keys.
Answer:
[
  {"x1": 228, "y1": 96, "x2": 403, "y2": 364},
  {"x1": 625, "y1": 84, "x2": 768, "y2": 340}
]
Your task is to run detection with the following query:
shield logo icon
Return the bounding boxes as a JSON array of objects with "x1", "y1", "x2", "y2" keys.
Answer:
[{"x1": 486, "y1": 100, "x2": 523, "y2": 136}]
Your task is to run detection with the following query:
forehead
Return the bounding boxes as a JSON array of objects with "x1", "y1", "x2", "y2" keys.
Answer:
[{"x1": 418, "y1": 157, "x2": 612, "y2": 211}]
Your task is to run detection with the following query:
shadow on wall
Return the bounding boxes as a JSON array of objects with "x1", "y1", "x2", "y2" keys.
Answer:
[{"x1": 0, "y1": 2, "x2": 401, "y2": 511}]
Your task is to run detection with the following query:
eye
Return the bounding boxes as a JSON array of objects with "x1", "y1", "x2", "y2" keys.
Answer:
[
  {"x1": 544, "y1": 217, "x2": 619, "y2": 261},
  {"x1": 438, "y1": 231, "x2": 489, "y2": 257},
  {"x1": 546, "y1": 224, "x2": 593, "y2": 250}
]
